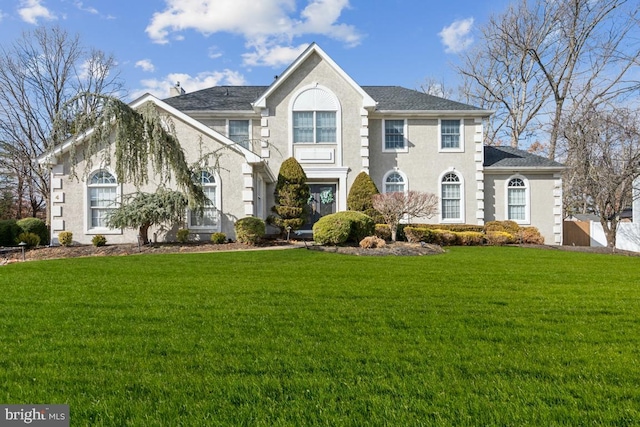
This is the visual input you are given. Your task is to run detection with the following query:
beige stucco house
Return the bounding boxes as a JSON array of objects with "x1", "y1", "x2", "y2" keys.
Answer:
[{"x1": 39, "y1": 43, "x2": 564, "y2": 245}]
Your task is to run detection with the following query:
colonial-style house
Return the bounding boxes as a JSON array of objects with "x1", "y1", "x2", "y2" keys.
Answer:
[{"x1": 39, "y1": 43, "x2": 564, "y2": 245}]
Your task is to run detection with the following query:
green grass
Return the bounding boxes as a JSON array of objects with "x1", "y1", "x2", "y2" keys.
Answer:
[{"x1": 1, "y1": 246, "x2": 640, "y2": 426}]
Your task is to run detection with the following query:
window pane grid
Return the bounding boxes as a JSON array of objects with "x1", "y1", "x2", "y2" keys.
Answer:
[
  {"x1": 190, "y1": 172, "x2": 218, "y2": 228},
  {"x1": 441, "y1": 120, "x2": 460, "y2": 149},
  {"x1": 294, "y1": 111, "x2": 336, "y2": 143},
  {"x1": 89, "y1": 171, "x2": 117, "y2": 229},
  {"x1": 229, "y1": 120, "x2": 249, "y2": 148},
  {"x1": 385, "y1": 120, "x2": 405, "y2": 150}
]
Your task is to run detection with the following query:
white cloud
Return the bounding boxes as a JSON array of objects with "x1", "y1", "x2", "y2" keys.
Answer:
[
  {"x1": 439, "y1": 17, "x2": 474, "y2": 54},
  {"x1": 242, "y1": 42, "x2": 308, "y2": 67},
  {"x1": 0, "y1": 10, "x2": 5, "y2": 22},
  {"x1": 18, "y1": 0, "x2": 56, "y2": 24},
  {"x1": 74, "y1": 1, "x2": 98, "y2": 14},
  {"x1": 131, "y1": 69, "x2": 247, "y2": 99},
  {"x1": 208, "y1": 46, "x2": 223, "y2": 59},
  {"x1": 146, "y1": 0, "x2": 362, "y2": 68},
  {"x1": 135, "y1": 59, "x2": 156, "y2": 72}
]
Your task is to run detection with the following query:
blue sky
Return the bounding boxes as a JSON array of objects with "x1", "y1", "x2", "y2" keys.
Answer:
[{"x1": 0, "y1": 0, "x2": 511, "y2": 101}]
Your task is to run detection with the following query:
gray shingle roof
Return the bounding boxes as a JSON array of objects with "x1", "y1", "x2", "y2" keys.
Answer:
[
  {"x1": 162, "y1": 85, "x2": 484, "y2": 112},
  {"x1": 484, "y1": 146, "x2": 563, "y2": 168},
  {"x1": 362, "y1": 86, "x2": 483, "y2": 111},
  {"x1": 163, "y1": 86, "x2": 269, "y2": 111}
]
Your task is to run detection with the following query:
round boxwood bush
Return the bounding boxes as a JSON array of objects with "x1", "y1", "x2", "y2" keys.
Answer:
[
  {"x1": 312, "y1": 214, "x2": 351, "y2": 245},
  {"x1": 16, "y1": 217, "x2": 49, "y2": 245},
  {"x1": 312, "y1": 211, "x2": 374, "y2": 245},
  {"x1": 58, "y1": 231, "x2": 73, "y2": 247},
  {"x1": 235, "y1": 217, "x2": 265, "y2": 245},
  {"x1": 210, "y1": 232, "x2": 226, "y2": 244},
  {"x1": 91, "y1": 234, "x2": 107, "y2": 247}
]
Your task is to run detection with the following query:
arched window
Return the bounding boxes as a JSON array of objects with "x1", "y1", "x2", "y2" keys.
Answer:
[
  {"x1": 88, "y1": 170, "x2": 117, "y2": 229},
  {"x1": 441, "y1": 172, "x2": 462, "y2": 221},
  {"x1": 190, "y1": 171, "x2": 219, "y2": 229},
  {"x1": 384, "y1": 171, "x2": 406, "y2": 193},
  {"x1": 291, "y1": 87, "x2": 339, "y2": 144},
  {"x1": 507, "y1": 177, "x2": 528, "y2": 223}
]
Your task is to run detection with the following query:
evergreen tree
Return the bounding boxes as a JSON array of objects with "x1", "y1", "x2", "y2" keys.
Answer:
[
  {"x1": 270, "y1": 157, "x2": 310, "y2": 233},
  {"x1": 347, "y1": 171, "x2": 382, "y2": 223}
]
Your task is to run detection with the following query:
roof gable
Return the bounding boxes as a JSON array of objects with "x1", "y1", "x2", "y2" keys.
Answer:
[{"x1": 252, "y1": 43, "x2": 376, "y2": 111}]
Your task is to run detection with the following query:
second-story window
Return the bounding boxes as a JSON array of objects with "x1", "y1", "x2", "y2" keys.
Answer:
[
  {"x1": 228, "y1": 120, "x2": 250, "y2": 149},
  {"x1": 293, "y1": 111, "x2": 336, "y2": 143}
]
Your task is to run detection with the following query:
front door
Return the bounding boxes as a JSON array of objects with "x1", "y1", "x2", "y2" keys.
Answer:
[{"x1": 302, "y1": 183, "x2": 337, "y2": 231}]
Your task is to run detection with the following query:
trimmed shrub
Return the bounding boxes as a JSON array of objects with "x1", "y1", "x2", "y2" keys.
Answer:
[
  {"x1": 404, "y1": 227, "x2": 437, "y2": 244},
  {"x1": 176, "y1": 228, "x2": 190, "y2": 243},
  {"x1": 458, "y1": 231, "x2": 485, "y2": 246},
  {"x1": 410, "y1": 223, "x2": 485, "y2": 233},
  {"x1": 312, "y1": 211, "x2": 374, "y2": 245},
  {"x1": 270, "y1": 157, "x2": 310, "y2": 233},
  {"x1": 235, "y1": 217, "x2": 265, "y2": 245},
  {"x1": 374, "y1": 224, "x2": 392, "y2": 241},
  {"x1": 312, "y1": 214, "x2": 351, "y2": 245},
  {"x1": 347, "y1": 172, "x2": 383, "y2": 223},
  {"x1": 359, "y1": 236, "x2": 386, "y2": 249},
  {"x1": 485, "y1": 231, "x2": 515, "y2": 245},
  {"x1": 0, "y1": 219, "x2": 21, "y2": 246},
  {"x1": 91, "y1": 235, "x2": 107, "y2": 247},
  {"x1": 16, "y1": 217, "x2": 49, "y2": 245},
  {"x1": 484, "y1": 220, "x2": 520, "y2": 235},
  {"x1": 16, "y1": 232, "x2": 40, "y2": 247},
  {"x1": 433, "y1": 229, "x2": 460, "y2": 246},
  {"x1": 341, "y1": 211, "x2": 375, "y2": 243},
  {"x1": 58, "y1": 231, "x2": 73, "y2": 247},
  {"x1": 519, "y1": 226, "x2": 545, "y2": 244},
  {"x1": 210, "y1": 232, "x2": 226, "y2": 244}
]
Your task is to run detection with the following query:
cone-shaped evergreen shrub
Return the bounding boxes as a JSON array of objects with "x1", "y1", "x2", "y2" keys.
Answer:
[
  {"x1": 270, "y1": 157, "x2": 310, "y2": 233},
  {"x1": 347, "y1": 171, "x2": 382, "y2": 223}
]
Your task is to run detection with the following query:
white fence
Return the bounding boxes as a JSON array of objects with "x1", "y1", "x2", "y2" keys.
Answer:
[{"x1": 590, "y1": 222, "x2": 640, "y2": 252}]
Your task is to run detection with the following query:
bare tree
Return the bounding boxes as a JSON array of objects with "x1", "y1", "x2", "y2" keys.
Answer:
[
  {"x1": 0, "y1": 25, "x2": 123, "y2": 220},
  {"x1": 563, "y1": 104, "x2": 640, "y2": 248},
  {"x1": 372, "y1": 191, "x2": 439, "y2": 241},
  {"x1": 419, "y1": 77, "x2": 455, "y2": 99},
  {"x1": 458, "y1": 0, "x2": 640, "y2": 159},
  {"x1": 457, "y1": 2, "x2": 552, "y2": 148}
]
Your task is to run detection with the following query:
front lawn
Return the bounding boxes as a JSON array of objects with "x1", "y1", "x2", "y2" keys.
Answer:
[{"x1": 1, "y1": 247, "x2": 639, "y2": 426}]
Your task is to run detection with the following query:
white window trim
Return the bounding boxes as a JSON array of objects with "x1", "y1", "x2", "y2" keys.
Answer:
[
  {"x1": 85, "y1": 169, "x2": 122, "y2": 235},
  {"x1": 226, "y1": 119, "x2": 252, "y2": 148},
  {"x1": 382, "y1": 169, "x2": 409, "y2": 194},
  {"x1": 382, "y1": 119, "x2": 408, "y2": 153},
  {"x1": 438, "y1": 118, "x2": 465, "y2": 153},
  {"x1": 438, "y1": 169, "x2": 465, "y2": 224},
  {"x1": 505, "y1": 174, "x2": 530, "y2": 225},
  {"x1": 189, "y1": 170, "x2": 222, "y2": 232}
]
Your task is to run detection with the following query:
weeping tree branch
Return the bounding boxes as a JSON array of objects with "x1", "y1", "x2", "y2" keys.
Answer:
[{"x1": 53, "y1": 93, "x2": 207, "y2": 208}]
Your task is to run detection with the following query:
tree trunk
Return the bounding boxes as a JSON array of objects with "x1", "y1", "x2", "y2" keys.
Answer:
[
  {"x1": 601, "y1": 218, "x2": 617, "y2": 251},
  {"x1": 139, "y1": 222, "x2": 151, "y2": 245}
]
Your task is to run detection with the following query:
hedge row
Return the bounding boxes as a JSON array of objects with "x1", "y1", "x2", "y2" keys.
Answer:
[{"x1": 403, "y1": 221, "x2": 544, "y2": 246}]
